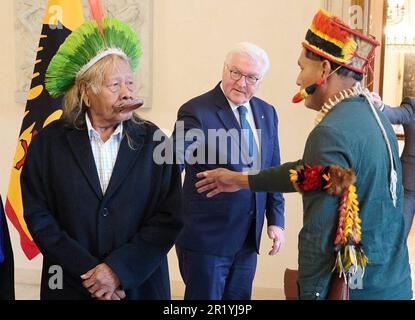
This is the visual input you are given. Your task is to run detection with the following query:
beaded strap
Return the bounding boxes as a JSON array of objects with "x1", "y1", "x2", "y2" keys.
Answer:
[{"x1": 314, "y1": 84, "x2": 366, "y2": 126}]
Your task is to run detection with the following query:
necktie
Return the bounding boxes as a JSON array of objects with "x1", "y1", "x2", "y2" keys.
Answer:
[{"x1": 238, "y1": 105, "x2": 256, "y2": 159}]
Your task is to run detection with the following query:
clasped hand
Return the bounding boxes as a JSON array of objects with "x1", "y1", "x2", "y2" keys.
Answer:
[{"x1": 81, "y1": 263, "x2": 125, "y2": 300}]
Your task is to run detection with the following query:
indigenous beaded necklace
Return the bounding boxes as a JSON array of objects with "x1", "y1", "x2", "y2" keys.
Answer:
[{"x1": 314, "y1": 83, "x2": 366, "y2": 126}]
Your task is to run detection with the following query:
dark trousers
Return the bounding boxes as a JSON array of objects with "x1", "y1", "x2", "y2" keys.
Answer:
[{"x1": 176, "y1": 224, "x2": 257, "y2": 300}]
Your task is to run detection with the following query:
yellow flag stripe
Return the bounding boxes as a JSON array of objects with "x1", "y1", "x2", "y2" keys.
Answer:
[{"x1": 43, "y1": 0, "x2": 85, "y2": 31}]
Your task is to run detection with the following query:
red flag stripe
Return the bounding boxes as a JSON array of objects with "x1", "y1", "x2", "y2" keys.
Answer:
[{"x1": 4, "y1": 198, "x2": 39, "y2": 260}]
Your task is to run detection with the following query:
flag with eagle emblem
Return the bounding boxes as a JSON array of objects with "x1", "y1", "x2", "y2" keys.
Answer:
[{"x1": 5, "y1": 0, "x2": 84, "y2": 260}]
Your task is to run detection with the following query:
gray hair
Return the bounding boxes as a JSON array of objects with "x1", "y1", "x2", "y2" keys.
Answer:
[
  {"x1": 224, "y1": 42, "x2": 270, "y2": 77},
  {"x1": 62, "y1": 54, "x2": 145, "y2": 150}
]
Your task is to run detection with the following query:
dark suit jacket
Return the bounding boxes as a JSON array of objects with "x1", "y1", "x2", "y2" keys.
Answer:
[
  {"x1": 21, "y1": 118, "x2": 183, "y2": 300},
  {"x1": 175, "y1": 83, "x2": 284, "y2": 256},
  {"x1": 0, "y1": 195, "x2": 15, "y2": 300}
]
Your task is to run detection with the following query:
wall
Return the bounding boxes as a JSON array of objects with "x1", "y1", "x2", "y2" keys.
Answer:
[
  {"x1": 0, "y1": 0, "x2": 322, "y2": 295},
  {"x1": 383, "y1": 50, "x2": 404, "y2": 105}
]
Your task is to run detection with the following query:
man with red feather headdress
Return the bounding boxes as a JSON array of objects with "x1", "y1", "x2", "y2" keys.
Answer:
[{"x1": 195, "y1": 9, "x2": 413, "y2": 299}]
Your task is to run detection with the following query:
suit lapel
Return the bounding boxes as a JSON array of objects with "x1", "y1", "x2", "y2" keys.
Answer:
[
  {"x1": 103, "y1": 120, "x2": 145, "y2": 200},
  {"x1": 214, "y1": 85, "x2": 240, "y2": 132},
  {"x1": 66, "y1": 128, "x2": 103, "y2": 199},
  {"x1": 214, "y1": 84, "x2": 242, "y2": 151}
]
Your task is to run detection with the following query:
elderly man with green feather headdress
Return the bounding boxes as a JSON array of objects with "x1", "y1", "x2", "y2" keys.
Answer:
[{"x1": 20, "y1": 15, "x2": 183, "y2": 300}]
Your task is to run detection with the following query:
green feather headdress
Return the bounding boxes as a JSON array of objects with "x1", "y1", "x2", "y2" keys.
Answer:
[{"x1": 45, "y1": 17, "x2": 142, "y2": 98}]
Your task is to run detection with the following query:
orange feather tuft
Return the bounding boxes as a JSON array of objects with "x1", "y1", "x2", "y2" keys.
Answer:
[
  {"x1": 311, "y1": 10, "x2": 350, "y2": 44},
  {"x1": 88, "y1": 0, "x2": 104, "y2": 35}
]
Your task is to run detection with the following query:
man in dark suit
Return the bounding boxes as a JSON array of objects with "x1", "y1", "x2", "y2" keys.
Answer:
[
  {"x1": 0, "y1": 195, "x2": 15, "y2": 300},
  {"x1": 372, "y1": 94, "x2": 415, "y2": 237},
  {"x1": 174, "y1": 42, "x2": 285, "y2": 300}
]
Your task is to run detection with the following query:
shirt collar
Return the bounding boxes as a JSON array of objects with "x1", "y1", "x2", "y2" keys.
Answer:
[
  {"x1": 220, "y1": 83, "x2": 250, "y2": 112},
  {"x1": 85, "y1": 113, "x2": 123, "y2": 141}
]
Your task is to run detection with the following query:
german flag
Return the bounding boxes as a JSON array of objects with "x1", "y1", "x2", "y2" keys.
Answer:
[{"x1": 5, "y1": 0, "x2": 84, "y2": 260}]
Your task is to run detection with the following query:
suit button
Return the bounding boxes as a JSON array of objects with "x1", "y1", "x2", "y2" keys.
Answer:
[
  {"x1": 249, "y1": 210, "x2": 254, "y2": 215},
  {"x1": 102, "y1": 208, "x2": 109, "y2": 217}
]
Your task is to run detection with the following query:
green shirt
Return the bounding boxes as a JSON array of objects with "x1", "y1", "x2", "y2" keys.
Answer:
[{"x1": 250, "y1": 96, "x2": 412, "y2": 300}]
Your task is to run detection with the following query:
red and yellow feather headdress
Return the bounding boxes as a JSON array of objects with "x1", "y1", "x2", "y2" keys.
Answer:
[{"x1": 303, "y1": 9, "x2": 379, "y2": 75}]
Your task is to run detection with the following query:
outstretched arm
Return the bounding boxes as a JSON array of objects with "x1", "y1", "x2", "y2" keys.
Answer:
[
  {"x1": 196, "y1": 168, "x2": 249, "y2": 197},
  {"x1": 372, "y1": 93, "x2": 415, "y2": 125},
  {"x1": 196, "y1": 161, "x2": 302, "y2": 197}
]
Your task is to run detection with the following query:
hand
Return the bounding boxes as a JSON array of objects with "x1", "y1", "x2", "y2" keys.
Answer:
[
  {"x1": 195, "y1": 168, "x2": 247, "y2": 197},
  {"x1": 370, "y1": 92, "x2": 384, "y2": 109},
  {"x1": 98, "y1": 287, "x2": 126, "y2": 301},
  {"x1": 267, "y1": 225, "x2": 285, "y2": 256},
  {"x1": 81, "y1": 263, "x2": 121, "y2": 300}
]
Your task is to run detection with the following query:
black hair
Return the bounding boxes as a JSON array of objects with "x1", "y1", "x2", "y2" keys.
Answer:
[{"x1": 304, "y1": 49, "x2": 364, "y2": 82}]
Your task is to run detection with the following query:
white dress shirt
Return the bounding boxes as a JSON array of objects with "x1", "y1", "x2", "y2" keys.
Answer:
[
  {"x1": 86, "y1": 114, "x2": 123, "y2": 194},
  {"x1": 220, "y1": 85, "x2": 261, "y2": 154}
]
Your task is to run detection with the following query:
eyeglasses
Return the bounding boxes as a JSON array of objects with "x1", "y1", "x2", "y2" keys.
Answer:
[
  {"x1": 226, "y1": 65, "x2": 261, "y2": 85},
  {"x1": 105, "y1": 80, "x2": 136, "y2": 93}
]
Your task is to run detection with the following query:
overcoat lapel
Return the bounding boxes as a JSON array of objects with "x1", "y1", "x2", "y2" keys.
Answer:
[
  {"x1": 103, "y1": 121, "x2": 145, "y2": 200},
  {"x1": 66, "y1": 128, "x2": 103, "y2": 199}
]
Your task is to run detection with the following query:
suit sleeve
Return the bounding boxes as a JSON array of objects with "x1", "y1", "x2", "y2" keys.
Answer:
[
  {"x1": 105, "y1": 162, "x2": 183, "y2": 290},
  {"x1": 382, "y1": 97, "x2": 415, "y2": 124},
  {"x1": 264, "y1": 108, "x2": 285, "y2": 228},
  {"x1": 21, "y1": 136, "x2": 100, "y2": 279},
  {"x1": 173, "y1": 103, "x2": 204, "y2": 170}
]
